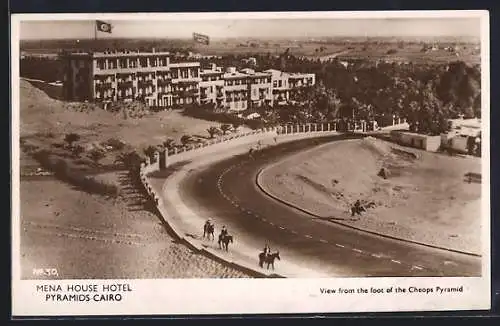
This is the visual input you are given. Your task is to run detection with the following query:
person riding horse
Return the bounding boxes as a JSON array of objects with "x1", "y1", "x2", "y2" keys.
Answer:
[
  {"x1": 218, "y1": 226, "x2": 233, "y2": 251},
  {"x1": 203, "y1": 219, "x2": 215, "y2": 240},
  {"x1": 259, "y1": 246, "x2": 281, "y2": 270},
  {"x1": 263, "y1": 243, "x2": 271, "y2": 257},
  {"x1": 351, "y1": 199, "x2": 364, "y2": 216},
  {"x1": 220, "y1": 225, "x2": 228, "y2": 238}
]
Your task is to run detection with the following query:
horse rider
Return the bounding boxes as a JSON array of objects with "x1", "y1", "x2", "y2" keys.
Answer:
[
  {"x1": 352, "y1": 199, "x2": 361, "y2": 216},
  {"x1": 220, "y1": 225, "x2": 228, "y2": 239},
  {"x1": 263, "y1": 243, "x2": 271, "y2": 257}
]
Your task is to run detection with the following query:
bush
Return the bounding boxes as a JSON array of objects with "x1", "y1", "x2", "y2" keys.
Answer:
[
  {"x1": 103, "y1": 138, "x2": 126, "y2": 151},
  {"x1": 88, "y1": 148, "x2": 106, "y2": 164},
  {"x1": 64, "y1": 133, "x2": 81, "y2": 147},
  {"x1": 180, "y1": 135, "x2": 194, "y2": 145}
]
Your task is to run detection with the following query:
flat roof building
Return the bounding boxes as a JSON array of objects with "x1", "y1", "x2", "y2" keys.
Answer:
[{"x1": 61, "y1": 50, "x2": 315, "y2": 112}]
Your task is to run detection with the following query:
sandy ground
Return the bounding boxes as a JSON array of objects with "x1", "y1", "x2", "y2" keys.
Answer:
[
  {"x1": 17, "y1": 79, "x2": 252, "y2": 279},
  {"x1": 19, "y1": 174, "x2": 250, "y2": 279},
  {"x1": 19, "y1": 79, "x2": 251, "y2": 151},
  {"x1": 259, "y1": 137, "x2": 482, "y2": 255}
]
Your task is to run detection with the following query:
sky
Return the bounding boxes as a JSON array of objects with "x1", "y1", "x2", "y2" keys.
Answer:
[{"x1": 19, "y1": 16, "x2": 482, "y2": 40}]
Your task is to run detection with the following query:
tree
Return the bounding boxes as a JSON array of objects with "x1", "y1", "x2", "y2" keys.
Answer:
[
  {"x1": 64, "y1": 133, "x2": 80, "y2": 148},
  {"x1": 406, "y1": 85, "x2": 449, "y2": 135},
  {"x1": 220, "y1": 124, "x2": 232, "y2": 135},
  {"x1": 207, "y1": 126, "x2": 221, "y2": 138},
  {"x1": 143, "y1": 145, "x2": 157, "y2": 160}
]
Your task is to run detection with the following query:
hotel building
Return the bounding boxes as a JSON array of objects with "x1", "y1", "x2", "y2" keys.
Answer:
[{"x1": 61, "y1": 50, "x2": 315, "y2": 111}]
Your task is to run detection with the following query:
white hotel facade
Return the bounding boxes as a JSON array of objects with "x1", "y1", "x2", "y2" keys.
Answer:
[{"x1": 62, "y1": 49, "x2": 315, "y2": 111}]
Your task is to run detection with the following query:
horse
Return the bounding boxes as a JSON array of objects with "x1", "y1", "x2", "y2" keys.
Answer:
[
  {"x1": 351, "y1": 205, "x2": 366, "y2": 216},
  {"x1": 203, "y1": 222, "x2": 215, "y2": 241},
  {"x1": 259, "y1": 251, "x2": 281, "y2": 270},
  {"x1": 218, "y1": 234, "x2": 233, "y2": 251}
]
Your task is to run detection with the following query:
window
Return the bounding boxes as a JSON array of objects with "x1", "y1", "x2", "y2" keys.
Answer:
[
  {"x1": 273, "y1": 81, "x2": 277, "y2": 87},
  {"x1": 278, "y1": 80, "x2": 282, "y2": 87}
]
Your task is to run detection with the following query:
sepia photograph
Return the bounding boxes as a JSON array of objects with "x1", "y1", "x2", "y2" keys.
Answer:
[{"x1": 11, "y1": 11, "x2": 490, "y2": 316}]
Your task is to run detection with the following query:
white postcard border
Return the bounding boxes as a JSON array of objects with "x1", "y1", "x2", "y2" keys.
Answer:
[{"x1": 11, "y1": 10, "x2": 491, "y2": 316}]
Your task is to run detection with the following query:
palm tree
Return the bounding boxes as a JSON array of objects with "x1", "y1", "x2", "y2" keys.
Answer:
[{"x1": 220, "y1": 124, "x2": 232, "y2": 135}]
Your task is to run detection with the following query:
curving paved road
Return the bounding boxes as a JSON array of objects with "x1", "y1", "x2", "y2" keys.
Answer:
[{"x1": 179, "y1": 134, "x2": 482, "y2": 277}]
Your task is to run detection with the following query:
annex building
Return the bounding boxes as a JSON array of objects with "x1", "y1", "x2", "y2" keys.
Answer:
[{"x1": 61, "y1": 49, "x2": 315, "y2": 111}]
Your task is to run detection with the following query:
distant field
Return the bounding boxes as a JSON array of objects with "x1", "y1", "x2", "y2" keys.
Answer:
[{"x1": 20, "y1": 37, "x2": 481, "y2": 65}]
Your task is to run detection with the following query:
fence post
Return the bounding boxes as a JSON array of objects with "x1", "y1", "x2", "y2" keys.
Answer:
[
  {"x1": 154, "y1": 151, "x2": 160, "y2": 171},
  {"x1": 164, "y1": 148, "x2": 169, "y2": 169}
]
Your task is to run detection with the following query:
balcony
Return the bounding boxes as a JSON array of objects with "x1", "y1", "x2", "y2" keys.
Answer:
[
  {"x1": 216, "y1": 92, "x2": 224, "y2": 99},
  {"x1": 174, "y1": 88, "x2": 200, "y2": 98},
  {"x1": 157, "y1": 78, "x2": 172, "y2": 86},
  {"x1": 138, "y1": 79, "x2": 154, "y2": 88},
  {"x1": 117, "y1": 80, "x2": 134, "y2": 88},
  {"x1": 173, "y1": 78, "x2": 201, "y2": 84},
  {"x1": 95, "y1": 82, "x2": 113, "y2": 89}
]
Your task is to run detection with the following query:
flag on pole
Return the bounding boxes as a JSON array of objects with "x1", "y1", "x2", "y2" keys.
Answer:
[
  {"x1": 96, "y1": 20, "x2": 113, "y2": 33},
  {"x1": 193, "y1": 32, "x2": 210, "y2": 45}
]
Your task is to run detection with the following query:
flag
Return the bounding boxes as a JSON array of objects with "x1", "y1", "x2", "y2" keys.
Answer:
[
  {"x1": 96, "y1": 20, "x2": 113, "y2": 33},
  {"x1": 193, "y1": 32, "x2": 210, "y2": 45}
]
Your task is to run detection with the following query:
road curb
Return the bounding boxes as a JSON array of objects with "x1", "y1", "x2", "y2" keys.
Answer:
[
  {"x1": 255, "y1": 152, "x2": 481, "y2": 258},
  {"x1": 148, "y1": 132, "x2": 344, "y2": 278},
  {"x1": 153, "y1": 186, "x2": 282, "y2": 278}
]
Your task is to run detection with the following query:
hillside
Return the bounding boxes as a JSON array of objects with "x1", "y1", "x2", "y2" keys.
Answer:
[
  {"x1": 259, "y1": 137, "x2": 482, "y2": 254},
  {"x1": 19, "y1": 79, "x2": 231, "y2": 150}
]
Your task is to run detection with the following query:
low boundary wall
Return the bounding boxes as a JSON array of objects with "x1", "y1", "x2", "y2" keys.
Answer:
[{"x1": 139, "y1": 123, "x2": 345, "y2": 277}]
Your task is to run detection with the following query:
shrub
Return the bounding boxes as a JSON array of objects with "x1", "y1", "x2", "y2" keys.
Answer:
[
  {"x1": 104, "y1": 138, "x2": 126, "y2": 151},
  {"x1": 88, "y1": 148, "x2": 106, "y2": 164},
  {"x1": 207, "y1": 126, "x2": 221, "y2": 138},
  {"x1": 163, "y1": 138, "x2": 176, "y2": 150},
  {"x1": 64, "y1": 133, "x2": 80, "y2": 147},
  {"x1": 220, "y1": 124, "x2": 232, "y2": 135},
  {"x1": 143, "y1": 145, "x2": 158, "y2": 160},
  {"x1": 180, "y1": 135, "x2": 193, "y2": 146},
  {"x1": 115, "y1": 150, "x2": 144, "y2": 172}
]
